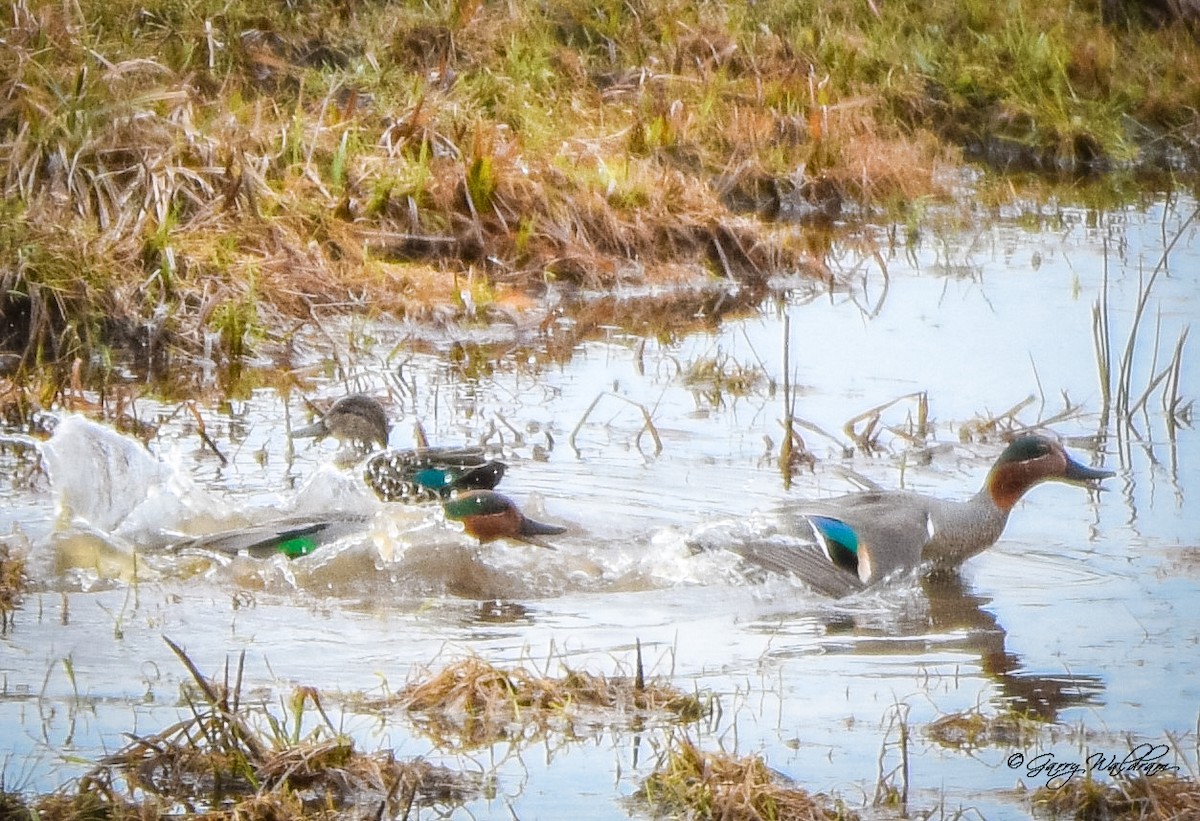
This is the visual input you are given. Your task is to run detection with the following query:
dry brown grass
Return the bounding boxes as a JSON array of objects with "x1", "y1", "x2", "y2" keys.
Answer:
[
  {"x1": 397, "y1": 655, "x2": 710, "y2": 750},
  {"x1": 3, "y1": 0, "x2": 1196, "y2": 388},
  {"x1": 638, "y1": 737, "x2": 858, "y2": 821},
  {"x1": 0, "y1": 0, "x2": 958, "y2": 375},
  {"x1": 26, "y1": 638, "x2": 484, "y2": 821},
  {"x1": 0, "y1": 530, "x2": 29, "y2": 632},
  {"x1": 1031, "y1": 774, "x2": 1200, "y2": 819}
]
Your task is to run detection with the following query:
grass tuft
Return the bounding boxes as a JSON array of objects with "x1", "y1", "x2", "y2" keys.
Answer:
[
  {"x1": 19, "y1": 637, "x2": 484, "y2": 820},
  {"x1": 926, "y1": 706, "x2": 1048, "y2": 751},
  {"x1": 0, "y1": 531, "x2": 29, "y2": 633},
  {"x1": 1031, "y1": 773, "x2": 1200, "y2": 819},
  {"x1": 3, "y1": 0, "x2": 1194, "y2": 375},
  {"x1": 397, "y1": 655, "x2": 710, "y2": 750},
  {"x1": 638, "y1": 736, "x2": 858, "y2": 821}
]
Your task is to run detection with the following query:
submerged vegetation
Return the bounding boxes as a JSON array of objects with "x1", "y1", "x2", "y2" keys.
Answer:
[{"x1": 2, "y1": 0, "x2": 1199, "y2": 375}]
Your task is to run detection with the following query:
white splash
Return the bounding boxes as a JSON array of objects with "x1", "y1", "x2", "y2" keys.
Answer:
[{"x1": 40, "y1": 415, "x2": 231, "y2": 539}]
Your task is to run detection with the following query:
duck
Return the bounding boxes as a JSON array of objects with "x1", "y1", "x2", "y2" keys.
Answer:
[
  {"x1": 291, "y1": 394, "x2": 390, "y2": 451},
  {"x1": 172, "y1": 491, "x2": 565, "y2": 559},
  {"x1": 443, "y1": 490, "x2": 567, "y2": 545},
  {"x1": 363, "y1": 446, "x2": 507, "y2": 503},
  {"x1": 290, "y1": 395, "x2": 508, "y2": 502},
  {"x1": 709, "y1": 434, "x2": 1113, "y2": 598}
]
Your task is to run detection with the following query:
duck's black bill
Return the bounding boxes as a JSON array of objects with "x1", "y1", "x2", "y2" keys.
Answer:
[
  {"x1": 519, "y1": 517, "x2": 568, "y2": 537},
  {"x1": 1063, "y1": 456, "x2": 1114, "y2": 486}
]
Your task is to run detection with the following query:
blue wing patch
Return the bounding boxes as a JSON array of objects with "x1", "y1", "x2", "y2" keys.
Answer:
[{"x1": 807, "y1": 515, "x2": 860, "y2": 575}]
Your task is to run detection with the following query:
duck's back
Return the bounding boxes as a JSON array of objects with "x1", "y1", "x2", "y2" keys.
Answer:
[
  {"x1": 799, "y1": 489, "x2": 1010, "y2": 574},
  {"x1": 786, "y1": 490, "x2": 935, "y2": 581}
]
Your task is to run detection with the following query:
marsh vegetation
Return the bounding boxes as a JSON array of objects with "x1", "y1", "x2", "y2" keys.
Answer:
[
  {"x1": 3, "y1": 0, "x2": 1200, "y2": 388},
  {"x1": 3, "y1": 1, "x2": 1200, "y2": 819}
]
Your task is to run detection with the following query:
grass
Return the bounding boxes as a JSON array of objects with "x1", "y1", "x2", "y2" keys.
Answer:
[
  {"x1": 2, "y1": 0, "x2": 1198, "y2": 384},
  {"x1": 0, "y1": 644, "x2": 722, "y2": 818},
  {"x1": 394, "y1": 653, "x2": 711, "y2": 750},
  {"x1": 683, "y1": 349, "x2": 772, "y2": 408},
  {"x1": 4, "y1": 630, "x2": 1198, "y2": 819},
  {"x1": 926, "y1": 706, "x2": 1049, "y2": 751},
  {"x1": 637, "y1": 736, "x2": 858, "y2": 821},
  {"x1": 0, "y1": 530, "x2": 28, "y2": 633},
  {"x1": 1031, "y1": 773, "x2": 1200, "y2": 819},
  {"x1": 4, "y1": 636, "x2": 483, "y2": 821}
]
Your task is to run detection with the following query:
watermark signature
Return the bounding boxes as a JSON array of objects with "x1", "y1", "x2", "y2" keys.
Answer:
[{"x1": 1007, "y1": 743, "x2": 1181, "y2": 789}]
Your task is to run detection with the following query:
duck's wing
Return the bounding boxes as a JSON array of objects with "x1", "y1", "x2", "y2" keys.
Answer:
[
  {"x1": 726, "y1": 537, "x2": 868, "y2": 598},
  {"x1": 687, "y1": 518, "x2": 867, "y2": 598},
  {"x1": 798, "y1": 492, "x2": 934, "y2": 580},
  {"x1": 171, "y1": 514, "x2": 372, "y2": 559},
  {"x1": 714, "y1": 493, "x2": 934, "y2": 594},
  {"x1": 364, "y1": 447, "x2": 504, "y2": 502}
]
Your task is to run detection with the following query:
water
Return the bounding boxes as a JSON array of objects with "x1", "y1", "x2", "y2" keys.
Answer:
[{"x1": 2, "y1": 195, "x2": 1197, "y2": 819}]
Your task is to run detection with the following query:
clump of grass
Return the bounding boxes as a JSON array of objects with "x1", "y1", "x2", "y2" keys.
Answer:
[
  {"x1": 1031, "y1": 773, "x2": 1200, "y2": 819},
  {"x1": 842, "y1": 391, "x2": 930, "y2": 453},
  {"x1": 398, "y1": 655, "x2": 710, "y2": 750},
  {"x1": 637, "y1": 737, "x2": 858, "y2": 821},
  {"x1": 42, "y1": 636, "x2": 483, "y2": 820},
  {"x1": 0, "y1": 531, "x2": 28, "y2": 633},
  {"x1": 927, "y1": 706, "x2": 1049, "y2": 751}
]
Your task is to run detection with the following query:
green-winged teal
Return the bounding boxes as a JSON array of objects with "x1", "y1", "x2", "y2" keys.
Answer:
[
  {"x1": 174, "y1": 491, "x2": 565, "y2": 558},
  {"x1": 720, "y1": 435, "x2": 1113, "y2": 597},
  {"x1": 364, "y1": 446, "x2": 506, "y2": 502},
  {"x1": 443, "y1": 490, "x2": 567, "y2": 545},
  {"x1": 291, "y1": 394, "x2": 390, "y2": 451}
]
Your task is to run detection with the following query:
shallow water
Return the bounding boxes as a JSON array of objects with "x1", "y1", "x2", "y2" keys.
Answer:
[{"x1": 2, "y1": 195, "x2": 1198, "y2": 819}]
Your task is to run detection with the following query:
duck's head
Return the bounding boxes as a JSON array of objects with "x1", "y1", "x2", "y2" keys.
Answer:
[
  {"x1": 443, "y1": 490, "x2": 566, "y2": 545},
  {"x1": 985, "y1": 435, "x2": 1113, "y2": 510},
  {"x1": 292, "y1": 394, "x2": 390, "y2": 450}
]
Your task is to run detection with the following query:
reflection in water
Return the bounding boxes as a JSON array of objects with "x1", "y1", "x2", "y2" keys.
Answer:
[
  {"x1": 918, "y1": 572, "x2": 1105, "y2": 721},
  {"x1": 760, "y1": 569, "x2": 1105, "y2": 723}
]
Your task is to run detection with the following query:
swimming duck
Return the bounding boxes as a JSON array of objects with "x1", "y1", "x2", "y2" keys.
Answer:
[
  {"x1": 172, "y1": 491, "x2": 565, "y2": 558},
  {"x1": 443, "y1": 490, "x2": 567, "y2": 545},
  {"x1": 291, "y1": 394, "x2": 390, "y2": 451},
  {"x1": 364, "y1": 446, "x2": 506, "y2": 503},
  {"x1": 713, "y1": 435, "x2": 1113, "y2": 597}
]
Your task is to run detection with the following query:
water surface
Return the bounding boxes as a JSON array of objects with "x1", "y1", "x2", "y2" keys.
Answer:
[{"x1": 2, "y1": 195, "x2": 1197, "y2": 819}]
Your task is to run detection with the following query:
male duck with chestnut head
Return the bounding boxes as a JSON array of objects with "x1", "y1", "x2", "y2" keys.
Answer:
[{"x1": 717, "y1": 434, "x2": 1113, "y2": 597}]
